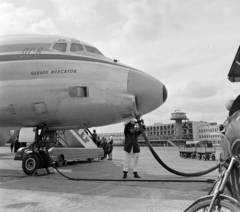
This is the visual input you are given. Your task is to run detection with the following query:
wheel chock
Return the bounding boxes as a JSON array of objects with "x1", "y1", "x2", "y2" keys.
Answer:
[{"x1": 33, "y1": 167, "x2": 55, "y2": 176}]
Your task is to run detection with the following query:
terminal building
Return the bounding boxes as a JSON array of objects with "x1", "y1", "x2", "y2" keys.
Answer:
[{"x1": 98, "y1": 110, "x2": 222, "y2": 147}]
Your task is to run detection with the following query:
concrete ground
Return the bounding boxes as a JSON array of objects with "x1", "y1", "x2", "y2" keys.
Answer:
[{"x1": 0, "y1": 146, "x2": 221, "y2": 212}]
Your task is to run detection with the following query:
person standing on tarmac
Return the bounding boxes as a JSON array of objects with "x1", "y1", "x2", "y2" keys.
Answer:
[
  {"x1": 10, "y1": 143, "x2": 14, "y2": 152},
  {"x1": 100, "y1": 137, "x2": 108, "y2": 160},
  {"x1": 92, "y1": 129, "x2": 98, "y2": 146},
  {"x1": 106, "y1": 136, "x2": 113, "y2": 160},
  {"x1": 123, "y1": 119, "x2": 145, "y2": 179},
  {"x1": 97, "y1": 136, "x2": 101, "y2": 147},
  {"x1": 14, "y1": 135, "x2": 20, "y2": 153}
]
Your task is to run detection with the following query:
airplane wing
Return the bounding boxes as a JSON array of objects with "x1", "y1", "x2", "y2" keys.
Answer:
[{"x1": 228, "y1": 46, "x2": 240, "y2": 82}]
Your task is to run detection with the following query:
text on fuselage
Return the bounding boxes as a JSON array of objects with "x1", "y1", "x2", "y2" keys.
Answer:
[
  {"x1": 31, "y1": 70, "x2": 77, "y2": 75},
  {"x1": 21, "y1": 47, "x2": 43, "y2": 58}
]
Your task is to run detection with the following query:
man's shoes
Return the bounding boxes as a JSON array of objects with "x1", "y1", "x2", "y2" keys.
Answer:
[
  {"x1": 123, "y1": 171, "x2": 127, "y2": 179},
  {"x1": 134, "y1": 172, "x2": 141, "y2": 178}
]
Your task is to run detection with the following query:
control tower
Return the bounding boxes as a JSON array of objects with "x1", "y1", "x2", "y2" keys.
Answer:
[{"x1": 170, "y1": 109, "x2": 188, "y2": 137}]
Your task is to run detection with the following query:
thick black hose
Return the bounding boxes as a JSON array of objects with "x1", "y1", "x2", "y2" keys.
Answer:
[
  {"x1": 136, "y1": 116, "x2": 220, "y2": 177},
  {"x1": 50, "y1": 116, "x2": 219, "y2": 180},
  {"x1": 51, "y1": 163, "x2": 213, "y2": 182}
]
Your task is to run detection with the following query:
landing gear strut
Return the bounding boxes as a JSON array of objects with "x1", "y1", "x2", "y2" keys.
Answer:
[{"x1": 21, "y1": 124, "x2": 52, "y2": 175}]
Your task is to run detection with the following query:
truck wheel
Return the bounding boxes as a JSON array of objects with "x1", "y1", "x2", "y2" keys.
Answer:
[
  {"x1": 55, "y1": 155, "x2": 64, "y2": 167},
  {"x1": 22, "y1": 153, "x2": 40, "y2": 175},
  {"x1": 88, "y1": 158, "x2": 93, "y2": 163},
  {"x1": 212, "y1": 154, "x2": 216, "y2": 161},
  {"x1": 204, "y1": 155, "x2": 207, "y2": 161},
  {"x1": 206, "y1": 155, "x2": 210, "y2": 160}
]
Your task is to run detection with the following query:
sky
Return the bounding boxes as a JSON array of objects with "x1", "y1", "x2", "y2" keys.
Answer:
[{"x1": 1, "y1": 0, "x2": 240, "y2": 133}]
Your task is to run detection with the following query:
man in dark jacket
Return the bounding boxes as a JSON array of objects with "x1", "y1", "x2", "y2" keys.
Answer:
[
  {"x1": 123, "y1": 119, "x2": 145, "y2": 179},
  {"x1": 92, "y1": 129, "x2": 98, "y2": 145}
]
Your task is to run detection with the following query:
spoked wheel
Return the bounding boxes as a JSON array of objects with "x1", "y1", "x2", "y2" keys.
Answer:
[
  {"x1": 212, "y1": 154, "x2": 216, "y2": 161},
  {"x1": 185, "y1": 197, "x2": 240, "y2": 212},
  {"x1": 88, "y1": 158, "x2": 94, "y2": 163},
  {"x1": 198, "y1": 154, "x2": 202, "y2": 160},
  {"x1": 203, "y1": 155, "x2": 207, "y2": 161},
  {"x1": 55, "y1": 155, "x2": 64, "y2": 167},
  {"x1": 206, "y1": 155, "x2": 210, "y2": 161},
  {"x1": 22, "y1": 153, "x2": 40, "y2": 175}
]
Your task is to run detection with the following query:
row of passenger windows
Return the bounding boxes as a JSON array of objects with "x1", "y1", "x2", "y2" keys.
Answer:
[{"x1": 52, "y1": 43, "x2": 103, "y2": 55}]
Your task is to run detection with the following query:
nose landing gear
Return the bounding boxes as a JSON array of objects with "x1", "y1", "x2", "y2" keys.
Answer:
[{"x1": 19, "y1": 124, "x2": 53, "y2": 175}]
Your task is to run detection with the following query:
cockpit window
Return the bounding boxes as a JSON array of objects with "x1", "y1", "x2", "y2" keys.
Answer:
[
  {"x1": 84, "y1": 45, "x2": 103, "y2": 55},
  {"x1": 70, "y1": 43, "x2": 84, "y2": 52},
  {"x1": 52, "y1": 43, "x2": 67, "y2": 52}
]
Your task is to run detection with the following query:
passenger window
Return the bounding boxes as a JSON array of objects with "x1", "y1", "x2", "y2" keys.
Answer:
[
  {"x1": 84, "y1": 45, "x2": 103, "y2": 55},
  {"x1": 69, "y1": 87, "x2": 88, "y2": 97},
  {"x1": 70, "y1": 43, "x2": 84, "y2": 52},
  {"x1": 52, "y1": 43, "x2": 67, "y2": 52}
]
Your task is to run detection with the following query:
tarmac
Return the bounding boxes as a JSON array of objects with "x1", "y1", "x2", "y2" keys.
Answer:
[{"x1": 0, "y1": 145, "x2": 221, "y2": 212}]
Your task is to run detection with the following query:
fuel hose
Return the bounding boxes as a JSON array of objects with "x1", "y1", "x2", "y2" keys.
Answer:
[
  {"x1": 135, "y1": 116, "x2": 220, "y2": 177},
  {"x1": 51, "y1": 162, "x2": 213, "y2": 182},
  {"x1": 50, "y1": 117, "x2": 219, "y2": 181}
]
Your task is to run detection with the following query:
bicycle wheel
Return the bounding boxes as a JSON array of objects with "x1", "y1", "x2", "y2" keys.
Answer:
[{"x1": 185, "y1": 197, "x2": 240, "y2": 212}]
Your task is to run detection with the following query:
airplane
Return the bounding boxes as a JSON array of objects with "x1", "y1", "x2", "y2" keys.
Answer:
[{"x1": 0, "y1": 34, "x2": 167, "y2": 173}]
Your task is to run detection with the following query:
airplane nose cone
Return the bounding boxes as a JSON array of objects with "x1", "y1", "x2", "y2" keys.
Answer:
[{"x1": 127, "y1": 70, "x2": 168, "y2": 116}]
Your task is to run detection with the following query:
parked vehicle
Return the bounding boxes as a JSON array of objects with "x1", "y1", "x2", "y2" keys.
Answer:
[{"x1": 179, "y1": 141, "x2": 216, "y2": 161}]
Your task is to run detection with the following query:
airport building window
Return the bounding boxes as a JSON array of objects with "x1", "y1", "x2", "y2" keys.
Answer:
[
  {"x1": 52, "y1": 43, "x2": 67, "y2": 52},
  {"x1": 70, "y1": 43, "x2": 84, "y2": 52},
  {"x1": 84, "y1": 45, "x2": 103, "y2": 55},
  {"x1": 69, "y1": 86, "x2": 88, "y2": 97}
]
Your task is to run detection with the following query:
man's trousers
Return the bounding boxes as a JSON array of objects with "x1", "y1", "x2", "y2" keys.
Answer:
[{"x1": 123, "y1": 148, "x2": 139, "y2": 172}]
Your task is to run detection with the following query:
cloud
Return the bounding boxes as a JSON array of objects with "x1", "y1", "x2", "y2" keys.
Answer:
[
  {"x1": 0, "y1": 2, "x2": 59, "y2": 35},
  {"x1": 117, "y1": 1, "x2": 164, "y2": 41},
  {"x1": 52, "y1": 0, "x2": 98, "y2": 24},
  {"x1": 27, "y1": 18, "x2": 59, "y2": 34},
  {"x1": 1, "y1": 0, "x2": 240, "y2": 134},
  {"x1": 180, "y1": 81, "x2": 218, "y2": 99}
]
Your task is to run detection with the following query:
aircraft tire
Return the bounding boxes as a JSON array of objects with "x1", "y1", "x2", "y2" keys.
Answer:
[
  {"x1": 22, "y1": 153, "x2": 40, "y2": 175},
  {"x1": 39, "y1": 151, "x2": 51, "y2": 168}
]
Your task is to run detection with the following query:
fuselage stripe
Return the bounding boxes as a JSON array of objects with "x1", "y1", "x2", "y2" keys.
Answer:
[{"x1": 0, "y1": 54, "x2": 139, "y2": 71}]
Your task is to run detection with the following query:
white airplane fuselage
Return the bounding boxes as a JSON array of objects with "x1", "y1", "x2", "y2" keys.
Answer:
[{"x1": 0, "y1": 34, "x2": 167, "y2": 145}]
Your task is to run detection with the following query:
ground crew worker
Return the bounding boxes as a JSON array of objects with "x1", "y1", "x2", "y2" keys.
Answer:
[
  {"x1": 122, "y1": 119, "x2": 145, "y2": 179},
  {"x1": 106, "y1": 136, "x2": 113, "y2": 160},
  {"x1": 92, "y1": 129, "x2": 98, "y2": 145}
]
